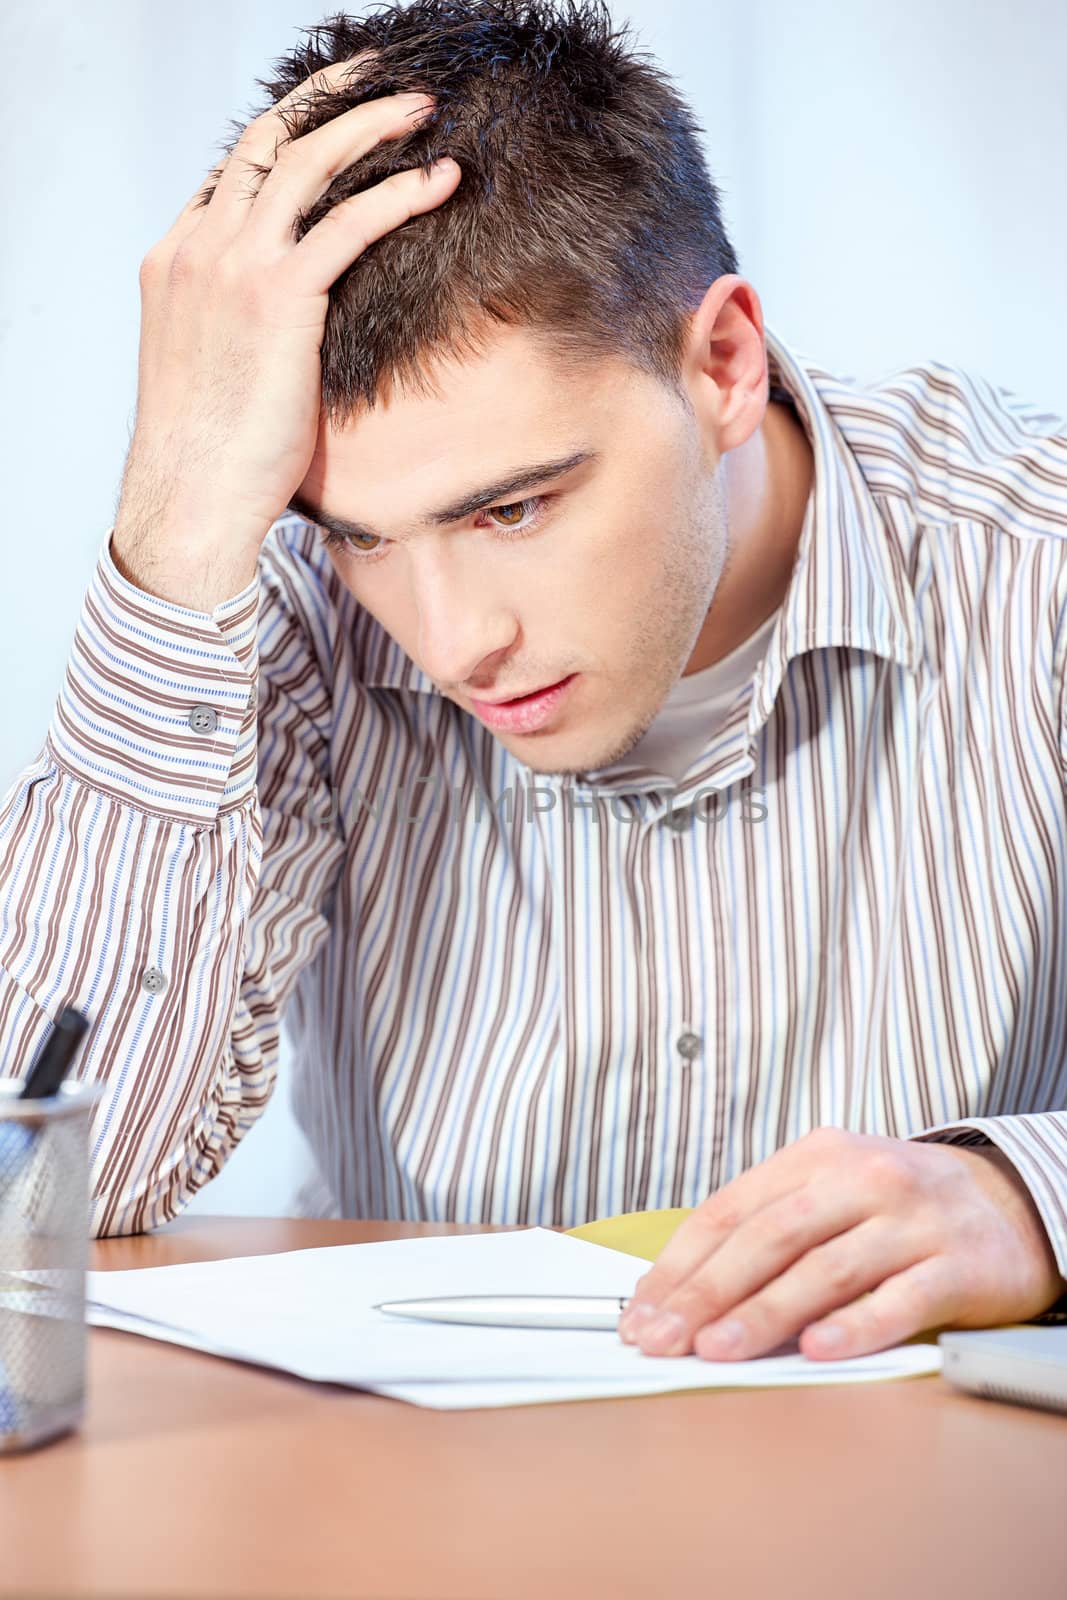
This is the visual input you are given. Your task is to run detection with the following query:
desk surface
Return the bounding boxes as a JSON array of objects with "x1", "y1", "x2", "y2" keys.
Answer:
[{"x1": 3, "y1": 1217, "x2": 1067, "y2": 1600}]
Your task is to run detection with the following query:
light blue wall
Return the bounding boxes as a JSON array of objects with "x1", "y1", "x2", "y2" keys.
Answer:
[{"x1": 2, "y1": 1, "x2": 1064, "y2": 1215}]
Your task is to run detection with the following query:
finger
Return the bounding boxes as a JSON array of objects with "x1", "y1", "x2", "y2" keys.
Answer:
[
  {"x1": 158, "y1": 61, "x2": 371, "y2": 251},
  {"x1": 797, "y1": 1253, "x2": 958, "y2": 1362},
  {"x1": 690, "y1": 1217, "x2": 919, "y2": 1362},
  {"x1": 621, "y1": 1127, "x2": 862, "y2": 1330},
  {"x1": 156, "y1": 161, "x2": 227, "y2": 255},
  {"x1": 628, "y1": 1181, "x2": 872, "y2": 1357},
  {"x1": 285, "y1": 159, "x2": 462, "y2": 292},
  {"x1": 166, "y1": 56, "x2": 371, "y2": 240},
  {"x1": 203, "y1": 54, "x2": 377, "y2": 220},
  {"x1": 241, "y1": 93, "x2": 439, "y2": 255}
]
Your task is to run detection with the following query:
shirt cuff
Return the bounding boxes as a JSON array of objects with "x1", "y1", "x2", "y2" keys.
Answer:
[
  {"x1": 908, "y1": 1112, "x2": 1067, "y2": 1289},
  {"x1": 47, "y1": 528, "x2": 261, "y2": 823}
]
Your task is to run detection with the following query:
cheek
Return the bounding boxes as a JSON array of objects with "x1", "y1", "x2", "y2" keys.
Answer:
[
  {"x1": 332, "y1": 561, "x2": 414, "y2": 647},
  {"x1": 578, "y1": 483, "x2": 668, "y2": 573},
  {"x1": 587, "y1": 501, "x2": 681, "y2": 613}
]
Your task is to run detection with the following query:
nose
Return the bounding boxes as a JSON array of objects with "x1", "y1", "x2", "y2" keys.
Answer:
[{"x1": 411, "y1": 548, "x2": 518, "y2": 692}]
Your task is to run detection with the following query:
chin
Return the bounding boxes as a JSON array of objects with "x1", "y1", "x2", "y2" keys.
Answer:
[{"x1": 504, "y1": 733, "x2": 620, "y2": 779}]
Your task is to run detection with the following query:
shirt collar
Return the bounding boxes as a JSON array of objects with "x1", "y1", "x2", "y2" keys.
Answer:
[
  {"x1": 323, "y1": 325, "x2": 923, "y2": 711},
  {"x1": 749, "y1": 327, "x2": 922, "y2": 733}
]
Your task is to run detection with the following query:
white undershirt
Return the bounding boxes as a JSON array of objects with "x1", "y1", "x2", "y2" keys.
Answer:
[{"x1": 595, "y1": 609, "x2": 780, "y2": 785}]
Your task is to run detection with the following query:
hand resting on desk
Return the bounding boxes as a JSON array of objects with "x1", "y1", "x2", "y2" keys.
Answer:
[{"x1": 616, "y1": 1127, "x2": 1067, "y2": 1363}]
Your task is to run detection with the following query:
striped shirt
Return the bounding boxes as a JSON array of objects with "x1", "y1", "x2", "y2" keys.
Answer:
[{"x1": 2, "y1": 328, "x2": 1067, "y2": 1276}]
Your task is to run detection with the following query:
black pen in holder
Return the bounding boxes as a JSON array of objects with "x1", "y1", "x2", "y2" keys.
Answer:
[{"x1": 0, "y1": 1005, "x2": 101, "y2": 1453}]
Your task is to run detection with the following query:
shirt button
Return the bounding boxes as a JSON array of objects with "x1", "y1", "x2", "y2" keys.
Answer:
[
  {"x1": 246, "y1": 683, "x2": 257, "y2": 712},
  {"x1": 677, "y1": 1031, "x2": 702, "y2": 1059},
  {"x1": 187, "y1": 705, "x2": 219, "y2": 735},
  {"x1": 664, "y1": 807, "x2": 691, "y2": 832},
  {"x1": 141, "y1": 966, "x2": 167, "y2": 995}
]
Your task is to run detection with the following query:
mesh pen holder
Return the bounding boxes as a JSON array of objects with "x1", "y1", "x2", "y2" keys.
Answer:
[{"x1": 0, "y1": 1076, "x2": 102, "y2": 1454}]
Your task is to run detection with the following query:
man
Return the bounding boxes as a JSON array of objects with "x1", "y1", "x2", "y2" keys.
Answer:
[{"x1": 1, "y1": 0, "x2": 1065, "y2": 1366}]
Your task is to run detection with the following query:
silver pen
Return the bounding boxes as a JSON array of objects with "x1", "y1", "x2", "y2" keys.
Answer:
[{"x1": 373, "y1": 1294, "x2": 633, "y2": 1330}]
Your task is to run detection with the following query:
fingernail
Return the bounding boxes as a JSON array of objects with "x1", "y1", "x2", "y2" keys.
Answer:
[
  {"x1": 808, "y1": 1323, "x2": 844, "y2": 1353},
  {"x1": 704, "y1": 1318, "x2": 745, "y2": 1352},
  {"x1": 640, "y1": 1310, "x2": 687, "y2": 1354},
  {"x1": 618, "y1": 1302, "x2": 658, "y2": 1342}
]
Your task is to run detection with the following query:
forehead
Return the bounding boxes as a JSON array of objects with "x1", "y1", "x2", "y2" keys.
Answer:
[{"x1": 303, "y1": 324, "x2": 652, "y2": 499}]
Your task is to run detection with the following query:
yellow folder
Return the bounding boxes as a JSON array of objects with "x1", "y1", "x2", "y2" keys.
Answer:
[{"x1": 565, "y1": 1206, "x2": 693, "y2": 1261}]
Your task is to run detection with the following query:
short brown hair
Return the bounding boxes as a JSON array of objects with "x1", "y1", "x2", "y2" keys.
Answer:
[{"x1": 206, "y1": 0, "x2": 740, "y2": 425}]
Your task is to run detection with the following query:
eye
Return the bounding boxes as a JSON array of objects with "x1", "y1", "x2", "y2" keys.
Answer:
[
  {"x1": 318, "y1": 494, "x2": 550, "y2": 562},
  {"x1": 478, "y1": 496, "x2": 549, "y2": 536},
  {"x1": 319, "y1": 526, "x2": 384, "y2": 558},
  {"x1": 348, "y1": 530, "x2": 383, "y2": 554},
  {"x1": 488, "y1": 501, "x2": 527, "y2": 528}
]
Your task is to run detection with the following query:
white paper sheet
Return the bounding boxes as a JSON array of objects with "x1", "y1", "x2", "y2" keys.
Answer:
[{"x1": 86, "y1": 1227, "x2": 942, "y2": 1407}]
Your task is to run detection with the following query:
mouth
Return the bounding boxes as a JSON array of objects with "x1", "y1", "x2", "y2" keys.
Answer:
[{"x1": 468, "y1": 673, "x2": 579, "y2": 734}]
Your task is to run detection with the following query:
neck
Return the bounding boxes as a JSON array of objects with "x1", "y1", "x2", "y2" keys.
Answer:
[{"x1": 683, "y1": 398, "x2": 814, "y2": 674}]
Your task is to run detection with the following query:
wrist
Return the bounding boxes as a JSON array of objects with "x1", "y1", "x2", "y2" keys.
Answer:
[
  {"x1": 962, "y1": 1143, "x2": 1067, "y2": 1318},
  {"x1": 110, "y1": 522, "x2": 261, "y2": 614}
]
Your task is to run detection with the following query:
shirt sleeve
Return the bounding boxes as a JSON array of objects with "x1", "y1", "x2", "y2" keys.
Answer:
[{"x1": 0, "y1": 524, "x2": 345, "y2": 1236}]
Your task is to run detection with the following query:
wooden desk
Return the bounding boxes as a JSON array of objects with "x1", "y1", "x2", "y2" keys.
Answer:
[{"x1": 3, "y1": 1216, "x2": 1066, "y2": 1600}]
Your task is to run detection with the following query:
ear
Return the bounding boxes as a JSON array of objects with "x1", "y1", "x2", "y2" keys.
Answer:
[{"x1": 680, "y1": 276, "x2": 769, "y2": 455}]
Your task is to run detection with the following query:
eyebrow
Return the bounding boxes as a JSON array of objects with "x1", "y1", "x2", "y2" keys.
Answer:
[{"x1": 287, "y1": 448, "x2": 598, "y2": 544}]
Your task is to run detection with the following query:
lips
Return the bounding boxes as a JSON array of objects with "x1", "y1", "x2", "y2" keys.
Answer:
[
  {"x1": 478, "y1": 680, "x2": 563, "y2": 706},
  {"x1": 469, "y1": 673, "x2": 578, "y2": 734}
]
